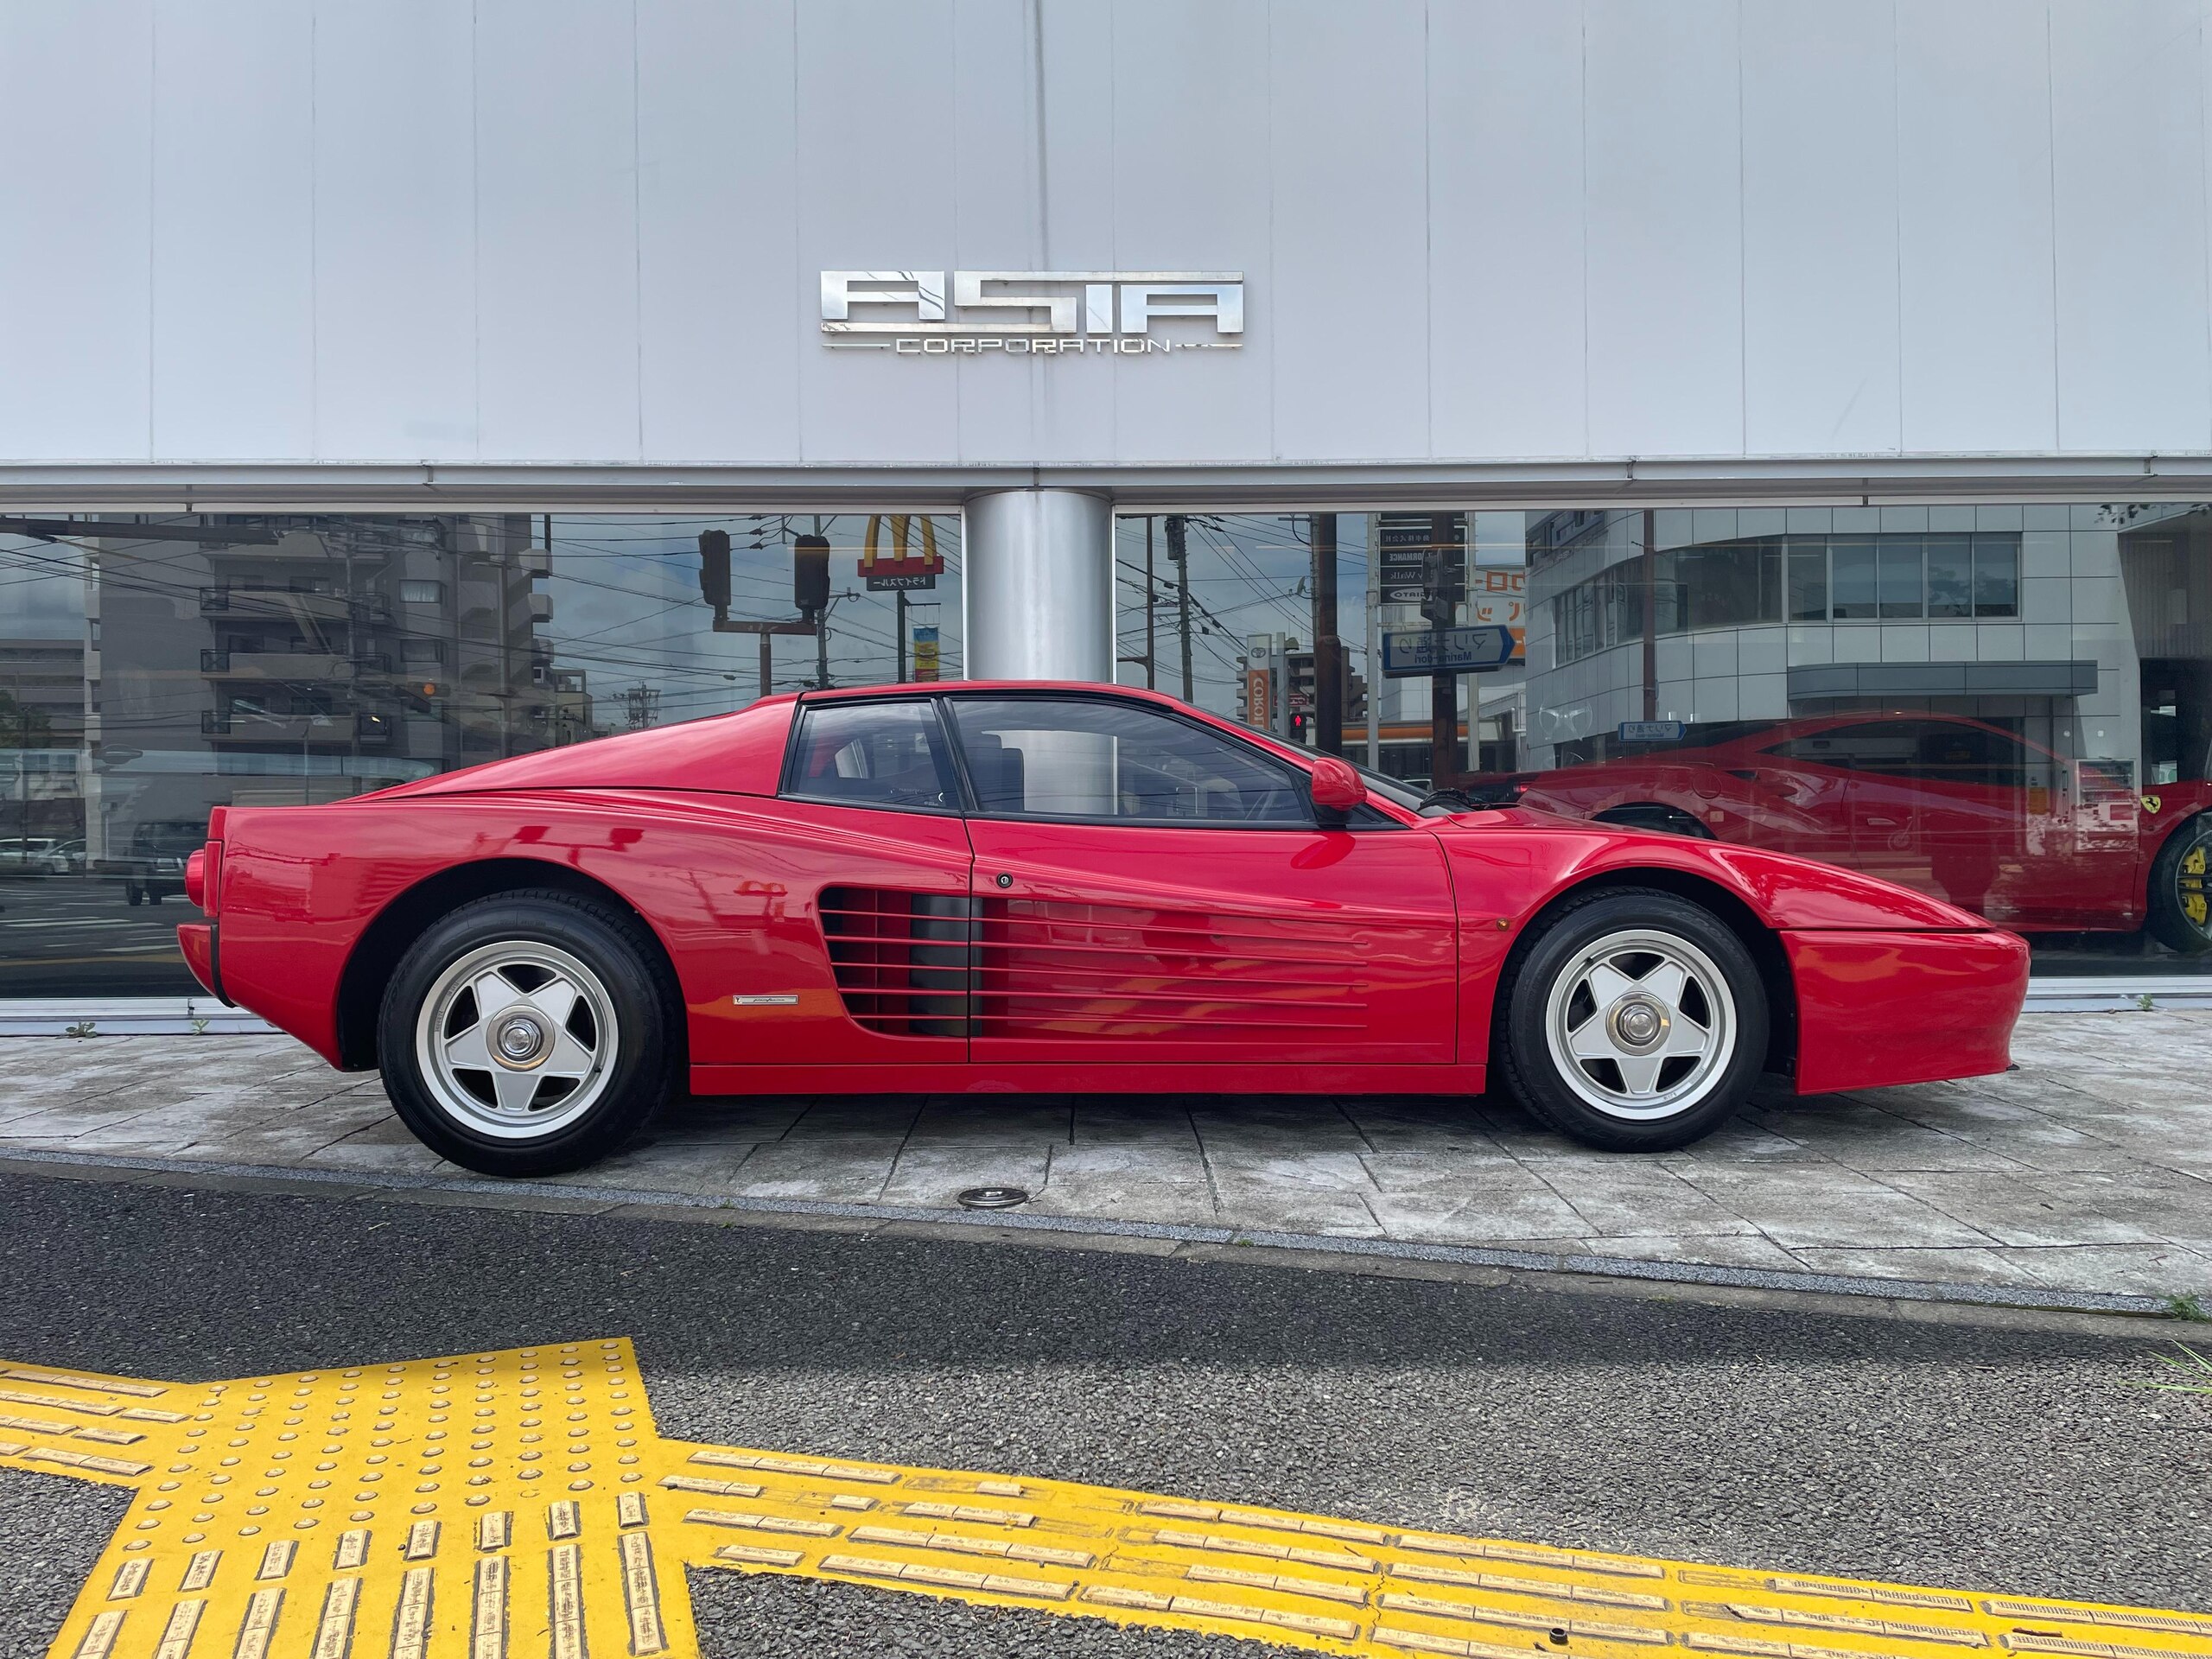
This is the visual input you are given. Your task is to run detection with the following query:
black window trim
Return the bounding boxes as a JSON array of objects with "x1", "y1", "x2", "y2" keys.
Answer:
[
  {"x1": 779, "y1": 687, "x2": 1406, "y2": 831},
  {"x1": 778, "y1": 692, "x2": 965, "y2": 817},
  {"x1": 940, "y1": 689, "x2": 1338, "y2": 831}
]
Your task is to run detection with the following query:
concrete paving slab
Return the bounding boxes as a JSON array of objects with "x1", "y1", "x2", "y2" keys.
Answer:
[
  {"x1": 2002, "y1": 1241, "x2": 2212, "y2": 1297},
  {"x1": 1025, "y1": 1179, "x2": 1221, "y2": 1226},
  {"x1": 1878, "y1": 1170, "x2": 2176, "y2": 1248},
  {"x1": 1364, "y1": 1179, "x2": 1592, "y2": 1244},
  {"x1": 1528, "y1": 1164, "x2": 1768, "y2": 1238},
  {"x1": 1205, "y1": 1175, "x2": 1384, "y2": 1237},
  {"x1": 880, "y1": 1144, "x2": 1056, "y2": 1205},
  {"x1": 720, "y1": 1140, "x2": 901, "y2": 1201},
  {"x1": 905, "y1": 1096, "x2": 1071, "y2": 1147},
  {"x1": 1672, "y1": 1166, "x2": 2002, "y2": 1250}
]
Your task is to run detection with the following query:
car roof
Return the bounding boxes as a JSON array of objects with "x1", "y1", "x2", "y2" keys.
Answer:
[{"x1": 798, "y1": 679, "x2": 1189, "y2": 709}]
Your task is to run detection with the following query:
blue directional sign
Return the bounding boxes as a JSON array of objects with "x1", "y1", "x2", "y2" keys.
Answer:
[{"x1": 1380, "y1": 625, "x2": 1517, "y2": 677}]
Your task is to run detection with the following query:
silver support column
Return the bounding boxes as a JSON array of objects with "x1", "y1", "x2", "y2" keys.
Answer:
[{"x1": 962, "y1": 489, "x2": 1115, "y2": 682}]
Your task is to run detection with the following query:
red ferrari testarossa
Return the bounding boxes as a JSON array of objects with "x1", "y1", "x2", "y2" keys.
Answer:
[{"x1": 181, "y1": 683, "x2": 2027, "y2": 1174}]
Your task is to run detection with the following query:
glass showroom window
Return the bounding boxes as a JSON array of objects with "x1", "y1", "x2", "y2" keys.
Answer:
[
  {"x1": 1516, "y1": 504, "x2": 2212, "y2": 973},
  {"x1": 0, "y1": 512, "x2": 961, "y2": 998},
  {"x1": 1113, "y1": 511, "x2": 1528, "y2": 785}
]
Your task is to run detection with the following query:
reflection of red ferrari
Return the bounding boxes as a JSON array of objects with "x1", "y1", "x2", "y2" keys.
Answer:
[
  {"x1": 1471, "y1": 713, "x2": 2212, "y2": 944},
  {"x1": 180, "y1": 684, "x2": 2024, "y2": 1173}
]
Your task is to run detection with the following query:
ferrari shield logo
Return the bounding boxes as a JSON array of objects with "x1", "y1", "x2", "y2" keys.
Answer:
[{"x1": 2144, "y1": 793, "x2": 2163, "y2": 813}]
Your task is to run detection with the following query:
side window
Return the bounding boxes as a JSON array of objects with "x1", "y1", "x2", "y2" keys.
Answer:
[
  {"x1": 1909, "y1": 723, "x2": 2031, "y2": 790},
  {"x1": 1764, "y1": 721, "x2": 1932, "y2": 777},
  {"x1": 784, "y1": 700, "x2": 957, "y2": 813},
  {"x1": 1767, "y1": 720, "x2": 2033, "y2": 790},
  {"x1": 946, "y1": 697, "x2": 1310, "y2": 825}
]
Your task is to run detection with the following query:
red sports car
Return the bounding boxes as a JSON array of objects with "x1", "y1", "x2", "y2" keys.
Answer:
[
  {"x1": 1470, "y1": 712, "x2": 2212, "y2": 945},
  {"x1": 179, "y1": 683, "x2": 2028, "y2": 1174}
]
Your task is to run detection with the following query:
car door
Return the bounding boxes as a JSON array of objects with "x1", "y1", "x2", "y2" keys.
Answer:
[
  {"x1": 943, "y1": 693, "x2": 1459, "y2": 1066},
  {"x1": 1734, "y1": 726, "x2": 1866, "y2": 868}
]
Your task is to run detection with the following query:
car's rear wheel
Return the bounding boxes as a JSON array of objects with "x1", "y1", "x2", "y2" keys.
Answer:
[
  {"x1": 1495, "y1": 888, "x2": 1769, "y2": 1151},
  {"x1": 2146, "y1": 814, "x2": 2212, "y2": 956},
  {"x1": 378, "y1": 891, "x2": 676, "y2": 1175}
]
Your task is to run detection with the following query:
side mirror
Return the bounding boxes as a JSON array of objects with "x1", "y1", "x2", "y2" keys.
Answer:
[{"x1": 1308, "y1": 754, "x2": 1367, "y2": 819}]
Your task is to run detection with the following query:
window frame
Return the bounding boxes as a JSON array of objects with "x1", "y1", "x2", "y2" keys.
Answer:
[
  {"x1": 937, "y1": 689, "x2": 1389, "y2": 832},
  {"x1": 777, "y1": 694, "x2": 966, "y2": 817}
]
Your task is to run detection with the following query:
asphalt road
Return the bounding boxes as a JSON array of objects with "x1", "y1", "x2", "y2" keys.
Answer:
[{"x1": 0, "y1": 1170, "x2": 2204, "y2": 1657}]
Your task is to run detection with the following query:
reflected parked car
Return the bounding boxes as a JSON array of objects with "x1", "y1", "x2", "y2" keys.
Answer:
[
  {"x1": 181, "y1": 683, "x2": 2027, "y2": 1175},
  {"x1": 0, "y1": 836, "x2": 79, "y2": 875},
  {"x1": 1462, "y1": 712, "x2": 2212, "y2": 947},
  {"x1": 99, "y1": 821, "x2": 207, "y2": 906}
]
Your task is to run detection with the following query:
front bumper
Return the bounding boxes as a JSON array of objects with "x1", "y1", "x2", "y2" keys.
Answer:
[{"x1": 1785, "y1": 928, "x2": 2030, "y2": 1095}]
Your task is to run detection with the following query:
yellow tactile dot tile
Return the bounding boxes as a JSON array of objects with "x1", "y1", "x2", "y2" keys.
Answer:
[{"x1": 8, "y1": 1341, "x2": 2209, "y2": 1659}]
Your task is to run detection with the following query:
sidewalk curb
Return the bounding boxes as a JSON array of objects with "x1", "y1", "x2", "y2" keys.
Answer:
[{"x1": 0, "y1": 1145, "x2": 2185, "y2": 1329}]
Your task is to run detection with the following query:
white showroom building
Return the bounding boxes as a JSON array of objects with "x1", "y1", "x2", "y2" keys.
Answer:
[{"x1": 3, "y1": 0, "x2": 2212, "y2": 1001}]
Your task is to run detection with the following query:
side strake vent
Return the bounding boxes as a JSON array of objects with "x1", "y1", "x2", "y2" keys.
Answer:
[
  {"x1": 819, "y1": 887, "x2": 973, "y2": 1037},
  {"x1": 819, "y1": 887, "x2": 1366, "y2": 1041}
]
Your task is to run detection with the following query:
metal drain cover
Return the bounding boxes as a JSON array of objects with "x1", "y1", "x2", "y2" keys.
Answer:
[{"x1": 957, "y1": 1185, "x2": 1031, "y2": 1210}]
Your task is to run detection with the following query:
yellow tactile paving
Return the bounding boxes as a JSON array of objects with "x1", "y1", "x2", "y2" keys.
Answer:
[{"x1": 5, "y1": 1341, "x2": 2208, "y2": 1659}]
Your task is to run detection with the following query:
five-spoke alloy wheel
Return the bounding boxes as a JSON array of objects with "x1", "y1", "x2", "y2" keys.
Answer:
[
  {"x1": 1498, "y1": 888, "x2": 1769, "y2": 1151},
  {"x1": 378, "y1": 891, "x2": 676, "y2": 1175}
]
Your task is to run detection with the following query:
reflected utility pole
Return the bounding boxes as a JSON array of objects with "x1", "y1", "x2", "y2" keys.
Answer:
[
  {"x1": 1166, "y1": 514, "x2": 1192, "y2": 702},
  {"x1": 1144, "y1": 518, "x2": 1157, "y2": 690},
  {"x1": 1312, "y1": 513, "x2": 1341, "y2": 755}
]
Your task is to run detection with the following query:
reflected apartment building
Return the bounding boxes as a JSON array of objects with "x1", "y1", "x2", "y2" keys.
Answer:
[{"x1": 83, "y1": 515, "x2": 589, "y2": 869}]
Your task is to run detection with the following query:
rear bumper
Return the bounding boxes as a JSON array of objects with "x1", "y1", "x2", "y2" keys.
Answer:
[
  {"x1": 176, "y1": 923, "x2": 230, "y2": 1005},
  {"x1": 1786, "y1": 928, "x2": 2029, "y2": 1095}
]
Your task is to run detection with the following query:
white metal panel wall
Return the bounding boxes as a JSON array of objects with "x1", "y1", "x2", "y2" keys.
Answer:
[
  {"x1": 794, "y1": 0, "x2": 960, "y2": 465},
  {"x1": 8, "y1": 0, "x2": 2212, "y2": 469},
  {"x1": 0, "y1": 0, "x2": 155, "y2": 462},
  {"x1": 1581, "y1": 0, "x2": 1745, "y2": 458},
  {"x1": 1740, "y1": 0, "x2": 1902, "y2": 456},
  {"x1": 150, "y1": 0, "x2": 316, "y2": 460},
  {"x1": 637, "y1": 0, "x2": 802, "y2": 463},
  {"x1": 474, "y1": 0, "x2": 641, "y2": 461},
  {"x1": 1107, "y1": 0, "x2": 1274, "y2": 464},
  {"x1": 1896, "y1": 0, "x2": 2060, "y2": 454},
  {"x1": 2049, "y1": 0, "x2": 2211, "y2": 452},
  {"x1": 315, "y1": 0, "x2": 479, "y2": 461},
  {"x1": 1429, "y1": 0, "x2": 1587, "y2": 461},
  {"x1": 1269, "y1": 0, "x2": 1432, "y2": 461}
]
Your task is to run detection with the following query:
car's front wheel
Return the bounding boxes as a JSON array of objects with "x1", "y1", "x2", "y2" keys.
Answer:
[
  {"x1": 378, "y1": 891, "x2": 677, "y2": 1175},
  {"x1": 1495, "y1": 888, "x2": 1769, "y2": 1151}
]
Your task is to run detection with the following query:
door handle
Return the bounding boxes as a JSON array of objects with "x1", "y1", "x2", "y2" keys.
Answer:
[{"x1": 1863, "y1": 816, "x2": 1899, "y2": 828}]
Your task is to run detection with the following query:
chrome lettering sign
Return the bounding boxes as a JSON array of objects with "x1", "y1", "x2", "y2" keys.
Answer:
[{"x1": 820, "y1": 270, "x2": 1243, "y2": 354}]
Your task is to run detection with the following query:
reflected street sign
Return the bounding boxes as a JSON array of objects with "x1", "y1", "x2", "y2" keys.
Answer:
[{"x1": 1380, "y1": 625, "x2": 1516, "y2": 677}]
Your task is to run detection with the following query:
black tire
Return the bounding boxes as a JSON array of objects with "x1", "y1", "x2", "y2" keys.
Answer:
[
  {"x1": 2146, "y1": 814, "x2": 2212, "y2": 956},
  {"x1": 1493, "y1": 887, "x2": 1770, "y2": 1152},
  {"x1": 1592, "y1": 803, "x2": 1716, "y2": 839},
  {"x1": 377, "y1": 890, "x2": 677, "y2": 1176}
]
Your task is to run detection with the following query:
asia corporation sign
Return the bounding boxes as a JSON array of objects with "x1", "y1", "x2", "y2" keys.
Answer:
[{"x1": 820, "y1": 270, "x2": 1243, "y2": 355}]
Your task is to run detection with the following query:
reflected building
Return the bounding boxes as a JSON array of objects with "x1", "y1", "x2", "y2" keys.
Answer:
[{"x1": 86, "y1": 514, "x2": 582, "y2": 864}]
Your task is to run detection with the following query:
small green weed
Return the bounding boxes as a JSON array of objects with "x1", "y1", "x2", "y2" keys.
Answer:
[
  {"x1": 62, "y1": 1020, "x2": 96, "y2": 1039},
  {"x1": 2165, "y1": 1292, "x2": 2211, "y2": 1322},
  {"x1": 2141, "y1": 1341, "x2": 2212, "y2": 1395}
]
